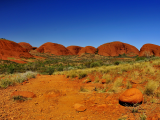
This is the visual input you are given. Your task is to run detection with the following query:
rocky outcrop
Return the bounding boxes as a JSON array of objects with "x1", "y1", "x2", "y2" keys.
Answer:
[
  {"x1": 77, "y1": 46, "x2": 97, "y2": 56},
  {"x1": 0, "y1": 39, "x2": 33, "y2": 60},
  {"x1": 139, "y1": 44, "x2": 160, "y2": 57},
  {"x1": 97, "y1": 41, "x2": 139, "y2": 57},
  {"x1": 66, "y1": 46, "x2": 83, "y2": 55},
  {"x1": 36, "y1": 42, "x2": 73, "y2": 55},
  {"x1": 19, "y1": 42, "x2": 37, "y2": 51}
]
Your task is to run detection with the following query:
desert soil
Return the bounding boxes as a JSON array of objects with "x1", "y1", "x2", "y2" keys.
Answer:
[{"x1": 0, "y1": 74, "x2": 160, "y2": 120}]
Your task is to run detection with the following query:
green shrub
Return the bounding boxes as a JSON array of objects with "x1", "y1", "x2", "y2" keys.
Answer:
[
  {"x1": 84, "y1": 61, "x2": 92, "y2": 68},
  {"x1": 46, "y1": 67, "x2": 55, "y2": 75},
  {"x1": 80, "y1": 86, "x2": 88, "y2": 92},
  {"x1": 139, "y1": 112, "x2": 147, "y2": 120},
  {"x1": 0, "y1": 78, "x2": 14, "y2": 88},
  {"x1": 12, "y1": 96, "x2": 27, "y2": 101},
  {"x1": 90, "y1": 62, "x2": 101, "y2": 68},
  {"x1": 78, "y1": 72, "x2": 87, "y2": 79},
  {"x1": 114, "y1": 61, "x2": 120, "y2": 65},
  {"x1": 57, "y1": 66, "x2": 64, "y2": 71},
  {"x1": 135, "y1": 57, "x2": 146, "y2": 61},
  {"x1": 144, "y1": 80, "x2": 159, "y2": 96},
  {"x1": 7, "y1": 65, "x2": 15, "y2": 74}
]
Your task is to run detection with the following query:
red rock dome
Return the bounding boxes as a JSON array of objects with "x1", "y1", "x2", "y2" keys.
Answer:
[
  {"x1": 36, "y1": 42, "x2": 73, "y2": 55},
  {"x1": 139, "y1": 44, "x2": 160, "y2": 57},
  {"x1": 97, "y1": 41, "x2": 139, "y2": 56},
  {"x1": 66, "y1": 46, "x2": 83, "y2": 55},
  {"x1": 0, "y1": 39, "x2": 33, "y2": 60},
  {"x1": 18, "y1": 42, "x2": 33, "y2": 52},
  {"x1": 77, "y1": 46, "x2": 97, "y2": 56}
]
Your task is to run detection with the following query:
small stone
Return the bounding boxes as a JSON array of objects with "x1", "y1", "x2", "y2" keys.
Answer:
[
  {"x1": 80, "y1": 117, "x2": 88, "y2": 120},
  {"x1": 97, "y1": 104, "x2": 107, "y2": 108},
  {"x1": 74, "y1": 103, "x2": 86, "y2": 112}
]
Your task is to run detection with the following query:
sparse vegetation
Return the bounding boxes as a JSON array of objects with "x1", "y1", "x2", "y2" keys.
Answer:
[
  {"x1": 79, "y1": 86, "x2": 88, "y2": 92},
  {"x1": 144, "y1": 80, "x2": 159, "y2": 96},
  {"x1": 12, "y1": 96, "x2": 29, "y2": 102},
  {"x1": 0, "y1": 71, "x2": 37, "y2": 88},
  {"x1": 139, "y1": 112, "x2": 147, "y2": 120}
]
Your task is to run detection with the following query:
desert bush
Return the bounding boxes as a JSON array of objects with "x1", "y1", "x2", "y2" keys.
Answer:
[
  {"x1": 135, "y1": 57, "x2": 146, "y2": 61},
  {"x1": 90, "y1": 62, "x2": 101, "y2": 68},
  {"x1": 113, "y1": 77, "x2": 123, "y2": 87},
  {"x1": 78, "y1": 72, "x2": 87, "y2": 79},
  {"x1": 7, "y1": 65, "x2": 15, "y2": 74},
  {"x1": 144, "y1": 80, "x2": 159, "y2": 96},
  {"x1": 139, "y1": 112, "x2": 147, "y2": 120},
  {"x1": 114, "y1": 61, "x2": 120, "y2": 65},
  {"x1": 79, "y1": 86, "x2": 88, "y2": 92},
  {"x1": 0, "y1": 71, "x2": 37, "y2": 88},
  {"x1": 126, "y1": 80, "x2": 132, "y2": 89},
  {"x1": 102, "y1": 74, "x2": 112, "y2": 84},
  {"x1": 0, "y1": 78, "x2": 14, "y2": 88},
  {"x1": 12, "y1": 96, "x2": 28, "y2": 102},
  {"x1": 94, "y1": 76, "x2": 99, "y2": 83},
  {"x1": 84, "y1": 61, "x2": 92, "y2": 68},
  {"x1": 23, "y1": 71, "x2": 37, "y2": 79},
  {"x1": 46, "y1": 67, "x2": 55, "y2": 75},
  {"x1": 57, "y1": 66, "x2": 64, "y2": 71}
]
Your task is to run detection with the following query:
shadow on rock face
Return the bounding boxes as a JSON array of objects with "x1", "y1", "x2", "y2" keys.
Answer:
[{"x1": 119, "y1": 100, "x2": 142, "y2": 107}]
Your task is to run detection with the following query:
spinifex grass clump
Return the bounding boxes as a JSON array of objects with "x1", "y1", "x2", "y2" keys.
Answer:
[
  {"x1": 78, "y1": 72, "x2": 87, "y2": 79},
  {"x1": 102, "y1": 74, "x2": 112, "y2": 84},
  {"x1": 0, "y1": 71, "x2": 37, "y2": 88},
  {"x1": 144, "y1": 80, "x2": 159, "y2": 96}
]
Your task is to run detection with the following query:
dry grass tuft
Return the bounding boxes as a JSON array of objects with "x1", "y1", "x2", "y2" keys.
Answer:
[{"x1": 144, "y1": 80, "x2": 159, "y2": 96}]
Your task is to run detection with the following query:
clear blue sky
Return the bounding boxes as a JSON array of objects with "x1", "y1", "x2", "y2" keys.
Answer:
[{"x1": 1, "y1": 0, "x2": 160, "y2": 50}]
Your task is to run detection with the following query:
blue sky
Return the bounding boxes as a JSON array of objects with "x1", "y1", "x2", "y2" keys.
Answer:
[{"x1": 1, "y1": 0, "x2": 160, "y2": 50}]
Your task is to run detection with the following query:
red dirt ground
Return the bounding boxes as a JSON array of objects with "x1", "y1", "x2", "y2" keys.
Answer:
[{"x1": 0, "y1": 73, "x2": 160, "y2": 120}]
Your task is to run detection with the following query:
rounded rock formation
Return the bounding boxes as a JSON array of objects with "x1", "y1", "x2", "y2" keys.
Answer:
[
  {"x1": 0, "y1": 39, "x2": 33, "y2": 60},
  {"x1": 139, "y1": 44, "x2": 160, "y2": 57},
  {"x1": 36, "y1": 42, "x2": 73, "y2": 56},
  {"x1": 97, "y1": 41, "x2": 139, "y2": 57},
  {"x1": 18, "y1": 42, "x2": 33, "y2": 52},
  {"x1": 77, "y1": 46, "x2": 97, "y2": 56},
  {"x1": 67, "y1": 45, "x2": 83, "y2": 55},
  {"x1": 119, "y1": 88, "x2": 143, "y2": 106}
]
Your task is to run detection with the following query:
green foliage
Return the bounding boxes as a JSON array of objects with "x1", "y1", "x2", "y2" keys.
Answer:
[
  {"x1": 90, "y1": 62, "x2": 101, "y2": 68},
  {"x1": 78, "y1": 72, "x2": 87, "y2": 79},
  {"x1": 0, "y1": 79, "x2": 13, "y2": 88},
  {"x1": 7, "y1": 65, "x2": 15, "y2": 74},
  {"x1": 139, "y1": 112, "x2": 147, "y2": 120},
  {"x1": 114, "y1": 61, "x2": 120, "y2": 65},
  {"x1": 46, "y1": 67, "x2": 55, "y2": 75},
  {"x1": 57, "y1": 66, "x2": 64, "y2": 71},
  {"x1": 118, "y1": 53, "x2": 126, "y2": 57},
  {"x1": 80, "y1": 86, "x2": 88, "y2": 92},
  {"x1": 12, "y1": 96, "x2": 28, "y2": 102},
  {"x1": 135, "y1": 57, "x2": 146, "y2": 61},
  {"x1": 84, "y1": 61, "x2": 92, "y2": 68}
]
